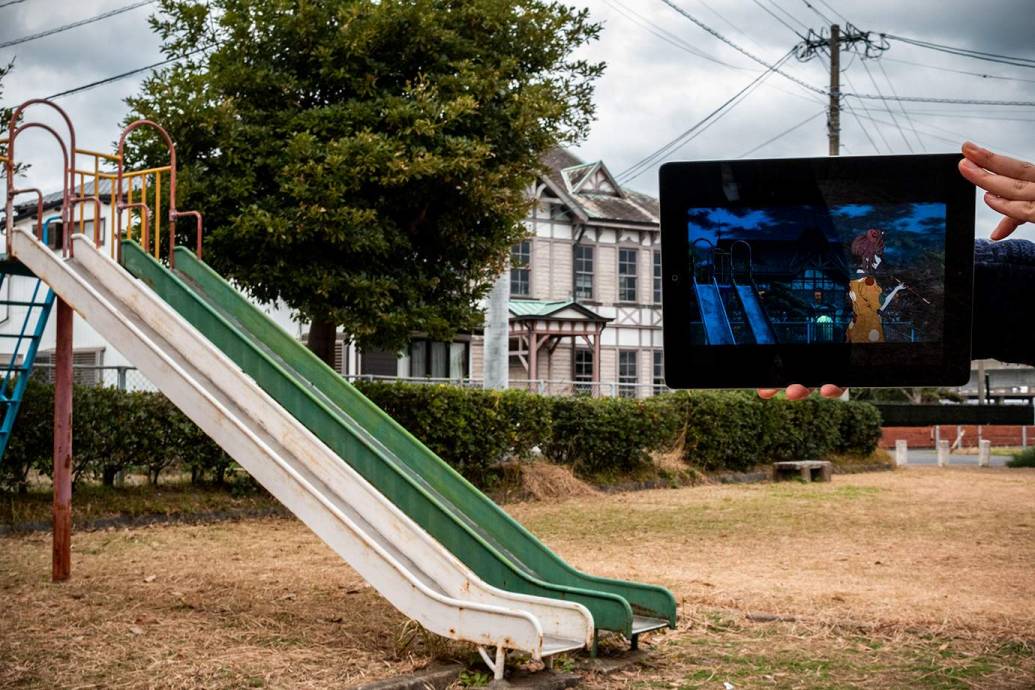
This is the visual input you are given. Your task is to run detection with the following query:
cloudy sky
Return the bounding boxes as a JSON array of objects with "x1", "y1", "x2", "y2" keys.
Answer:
[{"x1": 2, "y1": 0, "x2": 1034, "y2": 238}]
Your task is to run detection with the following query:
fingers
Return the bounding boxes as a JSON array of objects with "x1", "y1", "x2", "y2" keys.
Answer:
[
  {"x1": 982, "y1": 192, "x2": 1035, "y2": 226},
  {"x1": 991, "y1": 216, "x2": 1025, "y2": 241},
  {"x1": 959, "y1": 158, "x2": 1035, "y2": 201},
  {"x1": 757, "y1": 384, "x2": 843, "y2": 399},
  {"x1": 962, "y1": 141, "x2": 1035, "y2": 183},
  {"x1": 785, "y1": 384, "x2": 812, "y2": 400},
  {"x1": 820, "y1": 384, "x2": 845, "y2": 399}
]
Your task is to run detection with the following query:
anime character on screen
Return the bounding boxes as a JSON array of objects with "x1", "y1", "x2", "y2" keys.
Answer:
[{"x1": 845, "y1": 228, "x2": 908, "y2": 344}]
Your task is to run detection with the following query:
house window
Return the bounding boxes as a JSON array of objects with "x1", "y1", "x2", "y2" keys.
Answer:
[
  {"x1": 790, "y1": 268, "x2": 839, "y2": 306},
  {"x1": 574, "y1": 245, "x2": 593, "y2": 300},
  {"x1": 618, "y1": 248, "x2": 638, "y2": 302},
  {"x1": 653, "y1": 251, "x2": 662, "y2": 304},
  {"x1": 410, "y1": 339, "x2": 467, "y2": 379},
  {"x1": 618, "y1": 349, "x2": 638, "y2": 398},
  {"x1": 511, "y1": 240, "x2": 531, "y2": 297},
  {"x1": 574, "y1": 348, "x2": 593, "y2": 394},
  {"x1": 653, "y1": 350, "x2": 665, "y2": 391}
]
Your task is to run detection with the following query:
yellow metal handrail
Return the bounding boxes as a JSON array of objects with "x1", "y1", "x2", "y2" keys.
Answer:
[{"x1": 71, "y1": 147, "x2": 174, "y2": 259}]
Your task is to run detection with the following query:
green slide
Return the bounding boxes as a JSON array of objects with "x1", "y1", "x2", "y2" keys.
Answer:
[{"x1": 122, "y1": 241, "x2": 676, "y2": 642}]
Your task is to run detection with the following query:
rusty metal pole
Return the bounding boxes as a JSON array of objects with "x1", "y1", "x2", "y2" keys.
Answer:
[{"x1": 52, "y1": 297, "x2": 73, "y2": 581}]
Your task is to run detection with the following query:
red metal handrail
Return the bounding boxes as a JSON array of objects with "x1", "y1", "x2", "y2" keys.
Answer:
[{"x1": 116, "y1": 119, "x2": 203, "y2": 267}]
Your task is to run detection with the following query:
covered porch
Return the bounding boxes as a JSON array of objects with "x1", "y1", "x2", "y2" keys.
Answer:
[{"x1": 508, "y1": 300, "x2": 611, "y2": 389}]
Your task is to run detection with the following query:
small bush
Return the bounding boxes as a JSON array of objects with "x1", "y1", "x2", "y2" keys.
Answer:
[
  {"x1": 543, "y1": 396, "x2": 681, "y2": 475},
  {"x1": 1007, "y1": 447, "x2": 1035, "y2": 468}
]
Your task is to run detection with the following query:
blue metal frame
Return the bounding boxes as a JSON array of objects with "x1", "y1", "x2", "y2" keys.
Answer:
[{"x1": 0, "y1": 216, "x2": 58, "y2": 461}]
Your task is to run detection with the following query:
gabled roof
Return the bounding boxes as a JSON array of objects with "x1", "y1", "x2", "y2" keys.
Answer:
[
  {"x1": 539, "y1": 148, "x2": 659, "y2": 227},
  {"x1": 508, "y1": 299, "x2": 611, "y2": 322},
  {"x1": 10, "y1": 177, "x2": 143, "y2": 220}
]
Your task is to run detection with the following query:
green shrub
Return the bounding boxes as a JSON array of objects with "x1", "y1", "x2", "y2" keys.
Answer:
[
  {"x1": 543, "y1": 395, "x2": 682, "y2": 475},
  {"x1": 672, "y1": 392, "x2": 881, "y2": 472},
  {"x1": 1007, "y1": 447, "x2": 1035, "y2": 468},
  {"x1": 0, "y1": 380, "x2": 234, "y2": 493},
  {"x1": 355, "y1": 381, "x2": 552, "y2": 486}
]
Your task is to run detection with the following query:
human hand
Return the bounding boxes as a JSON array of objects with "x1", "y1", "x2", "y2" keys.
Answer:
[
  {"x1": 757, "y1": 384, "x2": 844, "y2": 400},
  {"x1": 958, "y1": 142, "x2": 1035, "y2": 240}
]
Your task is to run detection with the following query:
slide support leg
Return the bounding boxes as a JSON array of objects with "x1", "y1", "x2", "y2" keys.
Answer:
[{"x1": 52, "y1": 298, "x2": 73, "y2": 582}]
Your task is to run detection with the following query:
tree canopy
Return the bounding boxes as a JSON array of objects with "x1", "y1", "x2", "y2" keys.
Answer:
[{"x1": 126, "y1": 0, "x2": 603, "y2": 360}]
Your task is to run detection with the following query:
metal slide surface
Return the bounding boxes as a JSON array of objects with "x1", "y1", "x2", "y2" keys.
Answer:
[
  {"x1": 693, "y1": 279, "x2": 736, "y2": 345},
  {"x1": 12, "y1": 229, "x2": 593, "y2": 664},
  {"x1": 734, "y1": 285, "x2": 776, "y2": 345},
  {"x1": 122, "y1": 242, "x2": 676, "y2": 639}
]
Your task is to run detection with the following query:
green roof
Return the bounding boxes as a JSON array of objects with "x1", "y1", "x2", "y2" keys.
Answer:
[{"x1": 508, "y1": 299, "x2": 610, "y2": 321}]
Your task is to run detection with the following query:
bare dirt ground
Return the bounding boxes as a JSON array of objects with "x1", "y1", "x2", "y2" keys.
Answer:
[{"x1": 2, "y1": 466, "x2": 1034, "y2": 689}]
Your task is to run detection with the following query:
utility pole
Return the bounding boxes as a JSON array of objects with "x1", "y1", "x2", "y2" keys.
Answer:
[
  {"x1": 827, "y1": 24, "x2": 840, "y2": 156},
  {"x1": 795, "y1": 22, "x2": 888, "y2": 155}
]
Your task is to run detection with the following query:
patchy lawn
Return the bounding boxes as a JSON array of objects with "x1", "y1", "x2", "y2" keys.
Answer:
[{"x1": 2, "y1": 466, "x2": 1034, "y2": 688}]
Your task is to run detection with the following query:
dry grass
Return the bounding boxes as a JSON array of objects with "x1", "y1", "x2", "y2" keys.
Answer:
[{"x1": 2, "y1": 467, "x2": 1034, "y2": 688}]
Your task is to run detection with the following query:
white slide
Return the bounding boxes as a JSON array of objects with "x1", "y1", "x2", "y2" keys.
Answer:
[{"x1": 12, "y1": 229, "x2": 592, "y2": 678}]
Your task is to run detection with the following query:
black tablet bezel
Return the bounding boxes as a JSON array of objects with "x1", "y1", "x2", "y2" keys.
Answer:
[{"x1": 660, "y1": 153, "x2": 974, "y2": 389}]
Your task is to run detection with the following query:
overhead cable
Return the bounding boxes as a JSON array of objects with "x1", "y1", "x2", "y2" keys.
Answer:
[{"x1": 0, "y1": 1, "x2": 156, "y2": 50}]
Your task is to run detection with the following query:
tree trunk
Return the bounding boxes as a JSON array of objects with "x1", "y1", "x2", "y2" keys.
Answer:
[
  {"x1": 307, "y1": 318, "x2": 337, "y2": 367},
  {"x1": 102, "y1": 466, "x2": 118, "y2": 487}
]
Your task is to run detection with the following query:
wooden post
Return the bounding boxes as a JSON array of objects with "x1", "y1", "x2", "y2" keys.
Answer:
[
  {"x1": 52, "y1": 298, "x2": 73, "y2": 582},
  {"x1": 528, "y1": 331, "x2": 537, "y2": 392}
]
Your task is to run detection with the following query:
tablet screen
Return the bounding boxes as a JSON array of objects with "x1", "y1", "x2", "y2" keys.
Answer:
[
  {"x1": 686, "y1": 202, "x2": 946, "y2": 346},
  {"x1": 659, "y1": 154, "x2": 973, "y2": 388}
]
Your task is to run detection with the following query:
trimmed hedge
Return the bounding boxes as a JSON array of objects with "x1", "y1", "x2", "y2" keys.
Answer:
[
  {"x1": 0, "y1": 379, "x2": 883, "y2": 494},
  {"x1": 354, "y1": 381, "x2": 552, "y2": 484},
  {"x1": 543, "y1": 396, "x2": 681, "y2": 475},
  {"x1": 0, "y1": 379, "x2": 233, "y2": 493}
]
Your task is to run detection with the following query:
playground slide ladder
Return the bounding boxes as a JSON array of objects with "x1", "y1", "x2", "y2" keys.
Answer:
[
  {"x1": 12, "y1": 229, "x2": 593, "y2": 679},
  {"x1": 122, "y1": 242, "x2": 676, "y2": 645},
  {"x1": 0, "y1": 271, "x2": 55, "y2": 461}
]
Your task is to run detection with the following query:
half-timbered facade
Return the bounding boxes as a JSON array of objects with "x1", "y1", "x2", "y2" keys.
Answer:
[{"x1": 467, "y1": 148, "x2": 665, "y2": 396}]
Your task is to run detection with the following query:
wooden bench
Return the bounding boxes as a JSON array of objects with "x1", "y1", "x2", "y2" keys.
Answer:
[{"x1": 772, "y1": 460, "x2": 832, "y2": 483}]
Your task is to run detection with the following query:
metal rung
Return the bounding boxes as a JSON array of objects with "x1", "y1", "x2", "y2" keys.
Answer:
[{"x1": 0, "y1": 300, "x2": 51, "y2": 307}]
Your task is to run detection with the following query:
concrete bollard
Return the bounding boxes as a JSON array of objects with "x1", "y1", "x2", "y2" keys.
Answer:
[
  {"x1": 895, "y1": 439, "x2": 908, "y2": 466},
  {"x1": 937, "y1": 439, "x2": 950, "y2": 467},
  {"x1": 978, "y1": 439, "x2": 991, "y2": 467}
]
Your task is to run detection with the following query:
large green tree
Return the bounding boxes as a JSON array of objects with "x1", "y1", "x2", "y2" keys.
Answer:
[{"x1": 126, "y1": 0, "x2": 603, "y2": 362}]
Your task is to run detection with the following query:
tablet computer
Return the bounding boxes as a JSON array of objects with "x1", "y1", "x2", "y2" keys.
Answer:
[{"x1": 660, "y1": 154, "x2": 974, "y2": 389}]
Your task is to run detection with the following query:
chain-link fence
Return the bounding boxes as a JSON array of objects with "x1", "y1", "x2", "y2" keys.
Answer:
[{"x1": 31, "y1": 364, "x2": 157, "y2": 391}]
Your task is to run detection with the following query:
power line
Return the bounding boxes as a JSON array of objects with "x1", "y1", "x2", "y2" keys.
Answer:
[
  {"x1": 748, "y1": 0, "x2": 806, "y2": 39},
  {"x1": 766, "y1": 0, "x2": 809, "y2": 30},
  {"x1": 841, "y1": 97, "x2": 880, "y2": 153},
  {"x1": 0, "y1": 0, "x2": 156, "y2": 50},
  {"x1": 799, "y1": 0, "x2": 833, "y2": 25},
  {"x1": 616, "y1": 51, "x2": 793, "y2": 182},
  {"x1": 658, "y1": 0, "x2": 1035, "y2": 106},
  {"x1": 603, "y1": 0, "x2": 751, "y2": 70},
  {"x1": 859, "y1": 58, "x2": 911, "y2": 151},
  {"x1": 877, "y1": 58, "x2": 925, "y2": 152},
  {"x1": 737, "y1": 109, "x2": 825, "y2": 157},
  {"x1": 815, "y1": 0, "x2": 849, "y2": 24},
  {"x1": 0, "y1": 0, "x2": 30, "y2": 9},
  {"x1": 658, "y1": 0, "x2": 828, "y2": 95},
  {"x1": 882, "y1": 56, "x2": 1035, "y2": 84},
  {"x1": 842, "y1": 71, "x2": 890, "y2": 151},
  {"x1": 46, "y1": 47, "x2": 209, "y2": 100},
  {"x1": 883, "y1": 33, "x2": 1035, "y2": 69}
]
